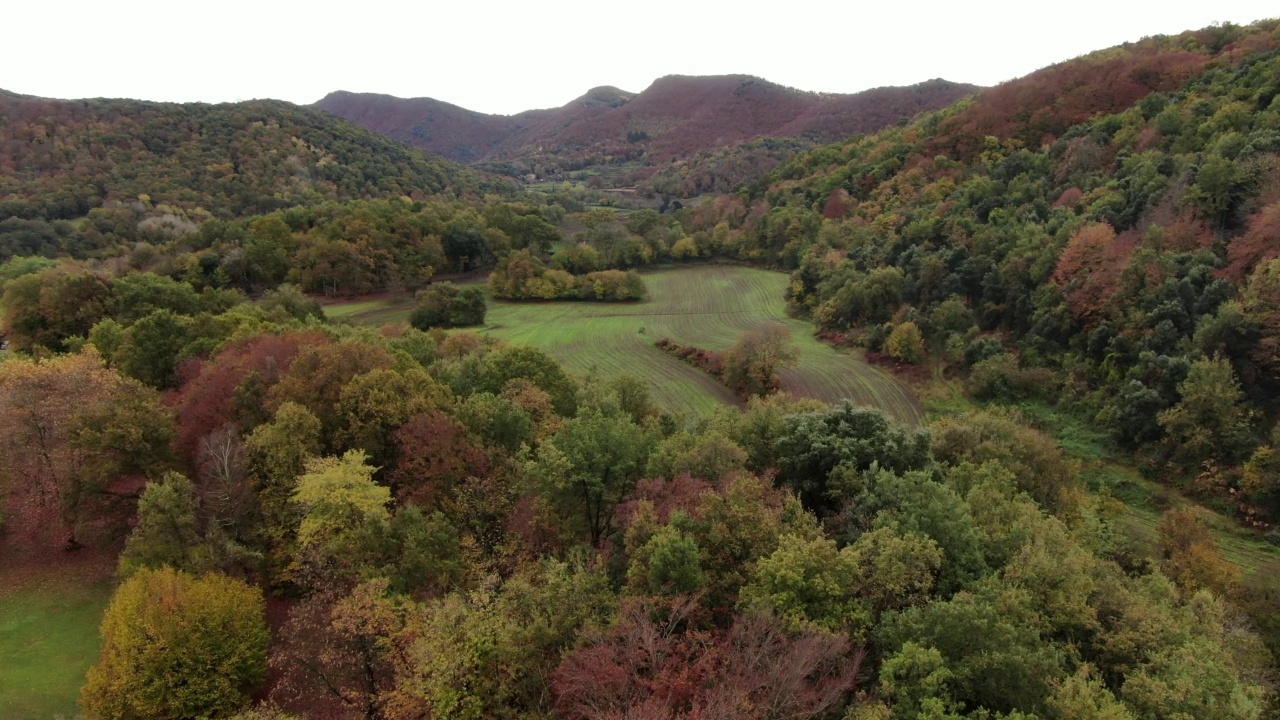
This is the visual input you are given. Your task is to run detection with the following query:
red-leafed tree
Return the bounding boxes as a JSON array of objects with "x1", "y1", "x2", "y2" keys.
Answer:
[
  {"x1": 553, "y1": 598, "x2": 862, "y2": 720},
  {"x1": 388, "y1": 410, "x2": 489, "y2": 510},
  {"x1": 1223, "y1": 201, "x2": 1280, "y2": 282},
  {"x1": 170, "y1": 330, "x2": 328, "y2": 463},
  {"x1": 1052, "y1": 223, "x2": 1138, "y2": 321}
]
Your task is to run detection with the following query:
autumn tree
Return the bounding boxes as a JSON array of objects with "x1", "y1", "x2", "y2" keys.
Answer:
[
  {"x1": 0, "y1": 352, "x2": 173, "y2": 547},
  {"x1": 722, "y1": 322, "x2": 798, "y2": 397},
  {"x1": 552, "y1": 598, "x2": 862, "y2": 720},
  {"x1": 886, "y1": 321, "x2": 926, "y2": 364},
  {"x1": 385, "y1": 559, "x2": 615, "y2": 720},
  {"x1": 0, "y1": 267, "x2": 111, "y2": 351},
  {"x1": 388, "y1": 410, "x2": 489, "y2": 510},
  {"x1": 80, "y1": 567, "x2": 269, "y2": 720},
  {"x1": 1157, "y1": 506, "x2": 1240, "y2": 595},
  {"x1": 271, "y1": 579, "x2": 405, "y2": 720},
  {"x1": 290, "y1": 450, "x2": 390, "y2": 589}
]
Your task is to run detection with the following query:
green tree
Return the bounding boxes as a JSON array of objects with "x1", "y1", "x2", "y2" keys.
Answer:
[
  {"x1": 774, "y1": 403, "x2": 932, "y2": 514},
  {"x1": 409, "y1": 282, "x2": 487, "y2": 329},
  {"x1": 846, "y1": 527, "x2": 943, "y2": 615},
  {"x1": 258, "y1": 283, "x2": 324, "y2": 322},
  {"x1": 626, "y1": 521, "x2": 705, "y2": 597},
  {"x1": 1157, "y1": 355, "x2": 1253, "y2": 467},
  {"x1": 118, "y1": 472, "x2": 203, "y2": 576},
  {"x1": 114, "y1": 309, "x2": 191, "y2": 388},
  {"x1": 80, "y1": 567, "x2": 269, "y2": 720},
  {"x1": 109, "y1": 272, "x2": 201, "y2": 323},
  {"x1": 739, "y1": 534, "x2": 870, "y2": 637},
  {"x1": 541, "y1": 407, "x2": 654, "y2": 545}
]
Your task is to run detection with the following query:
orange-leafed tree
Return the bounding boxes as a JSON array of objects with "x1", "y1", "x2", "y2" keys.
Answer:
[{"x1": 0, "y1": 351, "x2": 173, "y2": 548}]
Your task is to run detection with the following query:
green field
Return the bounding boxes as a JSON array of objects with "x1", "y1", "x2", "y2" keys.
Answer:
[
  {"x1": 327, "y1": 265, "x2": 923, "y2": 423},
  {"x1": 0, "y1": 578, "x2": 111, "y2": 719}
]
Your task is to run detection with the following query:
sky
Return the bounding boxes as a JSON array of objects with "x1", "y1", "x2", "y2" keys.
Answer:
[{"x1": 3, "y1": 1, "x2": 1277, "y2": 115}]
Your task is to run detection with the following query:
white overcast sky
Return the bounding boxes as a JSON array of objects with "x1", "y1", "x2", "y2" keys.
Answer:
[{"x1": 3, "y1": 1, "x2": 1276, "y2": 115}]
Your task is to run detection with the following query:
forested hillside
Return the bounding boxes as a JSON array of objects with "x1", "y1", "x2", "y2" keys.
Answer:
[
  {"x1": 680, "y1": 20, "x2": 1280, "y2": 522},
  {"x1": 2, "y1": 17, "x2": 1280, "y2": 720},
  {"x1": 315, "y1": 77, "x2": 978, "y2": 180},
  {"x1": 0, "y1": 93, "x2": 505, "y2": 249}
]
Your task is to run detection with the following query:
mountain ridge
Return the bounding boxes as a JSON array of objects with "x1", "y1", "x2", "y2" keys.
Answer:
[{"x1": 313, "y1": 76, "x2": 981, "y2": 172}]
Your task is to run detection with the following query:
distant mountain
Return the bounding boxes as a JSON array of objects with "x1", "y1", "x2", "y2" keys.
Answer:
[
  {"x1": 0, "y1": 94, "x2": 504, "y2": 222},
  {"x1": 314, "y1": 77, "x2": 980, "y2": 174}
]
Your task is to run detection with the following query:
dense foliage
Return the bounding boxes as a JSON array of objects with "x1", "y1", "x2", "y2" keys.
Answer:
[
  {"x1": 2, "y1": 18, "x2": 1280, "y2": 720},
  {"x1": 683, "y1": 20, "x2": 1280, "y2": 529},
  {"x1": 0, "y1": 94, "x2": 503, "y2": 227},
  {"x1": 489, "y1": 249, "x2": 646, "y2": 301},
  {"x1": 409, "y1": 282, "x2": 487, "y2": 329}
]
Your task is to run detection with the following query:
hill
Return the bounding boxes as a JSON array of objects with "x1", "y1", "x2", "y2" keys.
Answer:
[
  {"x1": 0, "y1": 94, "x2": 505, "y2": 224},
  {"x1": 683, "y1": 19, "x2": 1280, "y2": 526},
  {"x1": 314, "y1": 76, "x2": 979, "y2": 176}
]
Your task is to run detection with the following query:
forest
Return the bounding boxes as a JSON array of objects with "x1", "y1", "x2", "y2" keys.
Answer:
[{"x1": 2, "y1": 16, "x2": 1280, "y2": 720}]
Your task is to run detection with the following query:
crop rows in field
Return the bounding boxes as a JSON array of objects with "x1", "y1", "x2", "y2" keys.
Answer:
[{"x1": 326, "y1": 266, "x2": 923, "y2": 423}]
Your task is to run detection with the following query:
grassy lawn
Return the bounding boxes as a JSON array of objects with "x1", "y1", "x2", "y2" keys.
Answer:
[
  {"x1": 325, "y1": 265, "x2": 923, "y2": 423},
  {"x1": 0, "y1": 577, "x2": 112, "y2": 719}
]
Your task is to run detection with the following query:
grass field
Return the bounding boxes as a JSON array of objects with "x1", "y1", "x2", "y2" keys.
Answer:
[
  {"x1": 326, "y1": 265, "x2": 923, "y2": 423},
  {"x1": 0, "y1": 575, "x2": 111, "y2": 719}
]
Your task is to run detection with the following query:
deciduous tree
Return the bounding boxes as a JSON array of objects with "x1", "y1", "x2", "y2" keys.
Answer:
[{"x1": 80, "y1": 567, "x2": 268, "y2": 720}]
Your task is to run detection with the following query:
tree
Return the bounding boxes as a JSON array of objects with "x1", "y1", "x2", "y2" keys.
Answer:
[
  {"x1": 1157, "y1": 506, "x2": 1239, "y2": 595},
  {"x1": 930, "y1": 410, "x2": 1081, "y2": 517},
  {"x1": 0, "y1": 352, "x2": 173, "y2": 547},
  {"x1": 1157, "y1": 355, "x2": 1252, "y2": 468},
  {"x1": 271, "y1": 579, "x2": 405, "y2": 720},
  {"x1": 258, "y1": 283, "x2": 324, "y2": 322},
  {"x1": 290, "y1": 450, "x2": 391, "y2": 588},
  {"x1": 386, "y1": 559, "x2": 615, "y2": 720},
  {"x1": 877, "y1": 589, "x2": 1065, "y2": 715},
  {"x1": 333, "y1": 368, "x2": 450, "y2": 466},
  {"x1": 80, "y1": 567, "x2": 269, "y2": 720},
  {"x1": 388, "y1": 410, "x2": 489, "y2": 510},
  {"x1": 722, "y1": 322, "x2": 798, "y2": 397},
  {"x1": 739, "y1": 534, "x2": 870, "y2": 637},
  {"x1": 846, "y1": 527, "x2": 942, "y2": 615},
  {"x1": 886, "y1": 321, "x2": 926, "y2": 364},
  {"x1": 409, "y1": 282, "x2": 487, "y2": 330},
  {"x1": 109, "y1": 271, "x2": 201, "y2": 323},
  {"x1": 542, "y1": 407, "x2": 654, "y2": 545},
  {"x1": 113, "y1": 309, "x2": 191, "y2": 388},
  {"x1": 773, "y1": 403, "x2": 932, "y2": 515},
  {"x1": 117, "y1": 472, "x2": 203, "y2": 576},
  {"x1": 552, "y1": 599, "x2": 861, "y2": 720},
  {"x1": 0, "y1": 268, "x2": 111, "y2": 351},
  {"x1": 625, "y1": 521, "x2": 706, "y2": 597}
]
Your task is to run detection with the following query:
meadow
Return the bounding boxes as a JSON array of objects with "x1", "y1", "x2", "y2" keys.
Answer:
[
  {"x1": 0, "y1": 569, "x2": 111, "y2": 718},
  {"x1": 326, "y1": 265, "x2": 923, "y2": 423}
]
